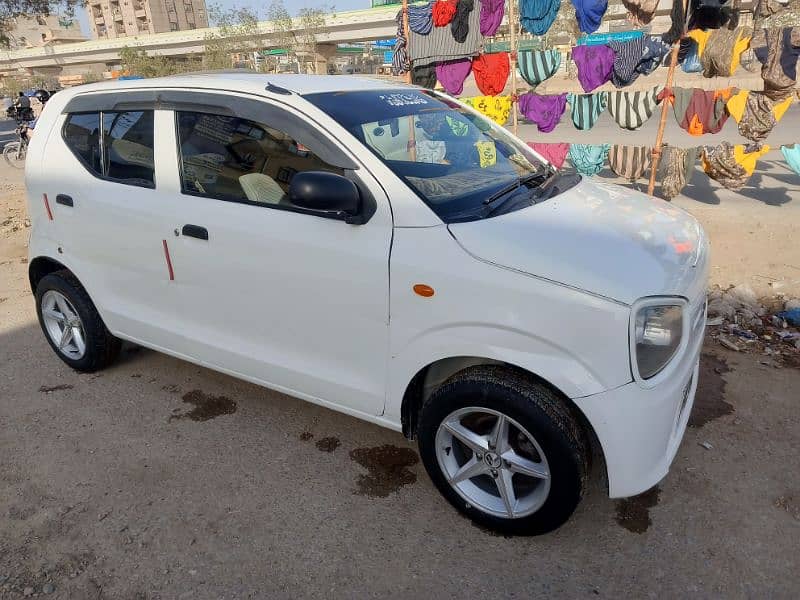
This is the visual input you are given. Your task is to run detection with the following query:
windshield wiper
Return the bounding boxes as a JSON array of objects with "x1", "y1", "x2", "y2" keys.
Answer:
[{"x1": 483, "y1": 172, "x2": 544, "y2": 207}]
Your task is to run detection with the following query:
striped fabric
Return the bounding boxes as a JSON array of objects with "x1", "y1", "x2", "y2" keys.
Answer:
[
  {"x1": 567, "y1": 92, "x2": 608, "y2": 130},
  {"x1": 408, "y1": 2, "x2": 434, "y2": 35},
  {"x1": 608, "y1": 145, "x2": 652, "y2": 181},
  {"x1": 517, "y1": 49, "x2": 561, "y2": 86},
  {"x1": 409, "y1": 1, "x2": 483, "y2": 66},
  {"x1": 608, "y1": 37, "x2": 648, "y2": 87},
  {"x1": 608, "y1": 87, "x2": 662, "y2": 130}
]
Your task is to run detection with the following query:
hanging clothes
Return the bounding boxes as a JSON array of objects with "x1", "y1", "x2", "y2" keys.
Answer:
[
  {"x1": 409, "y1": 1, "x2": 483, "y2": 66},
  {"x1": 518, "y1": 93, "x2": 568, "y2": 132},
  {"x1": 665, "y1": 87, "x2": 731, "y2": 136},
  {"x1": 702, "y1": 142, "x2": 771, "y2": 191},
  {"x1": 751, "y1": 27, "x2": 800, "y2": 101},
  {"x1": 622, "y1": 0, "x2": 661, "y2": 26},
  {"x1": 638, "y1": 36, "x2": 672, "y2": 75},
  {"x1": 520, "y1": 0, "x2": 562, "y2": 36},
  {"x1": 726, "y1": 90, "x2": 794, "y2": 142},
  {"x1": 452, "y1": 0, "x2": 475, "y2": 43},
  {"x1": 608, "y1": 37, "x2": 648, "y2": 87},
  {"x1": 658, "y1": 145, "x2": 699, "y2": 200},
  {"x1": 608, "y1": 145, "x2": 652, "y2": 181},
  {"x1": 608, "y1": 87, "x2": 662, "y2": 130},
  {"x1": 479, "y1": 0, "x2": 505, "y2": 36},
  {"x1": 412, "y1": 64, "x2": 438, "y2": 89},
  {"x1": 571, "y1": 0, "x2": 608, "y2": 34},
  {"x1": 392, "y1": 10, "x2": 410, "y2": 75},
  {"x1": 572, "y1": 44, "x2": 615, "y2": 92},
  {"x1": 662, "y1": 0, "x2": 687, "y2": 45},
  {"x1": 567, "y1": 92, "x2": 608, "y2": 130},
  {"x1": 753, "y1": 0, "x2": 791, "y2": 20},
  {"x1": 688, "y1": 26, "x2": 753, "y2": 77},
  {"x1": 681, "y1": 39, "x2": 703, "y2": 73},
  {"x1": 472, "y1": 52, "x2": 511, "y2": 96},
  {"x1": 568, "y1": 144, "x2": 612, "y2": 176},
  {"x1": 529, "y1": 142, "x2": 571, "y2": 169},
  {"x1": 782, "y1": 144, "x2": 800, "y2": 175},
  {"x1": 436, "y1": 58, "x2": 473, "y2": 95},
  {"x1": 463, "y1": 95, "x2": 514, "y2": 125},
  {"x1": 433, "y1": 0, "x2": 459, "y2": 26},
  {"x1": 408, "y1": 2, "x2": 434, "y2": 35},
  {"x1": 518, "y1": 49, "x2": 562, "y2": 86}
]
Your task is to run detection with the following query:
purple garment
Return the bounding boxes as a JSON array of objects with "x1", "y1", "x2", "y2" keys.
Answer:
[
  {"x1": 518, "y1": 93, "x2": 568, "y2": 133},
  {"x1": 436, "y1": 58, "x2": 473, "y2": 96},
  {"x1": 479, "y1": 0, "x2": 505, "y2": 36},
  {"x1": 572, "y1": 44, "x2": 615, "y2": 92}
]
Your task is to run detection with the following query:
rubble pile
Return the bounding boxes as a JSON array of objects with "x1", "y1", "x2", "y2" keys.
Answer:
[{"x1": 707, "y1": 285, "x2": 800, "y2": 367}]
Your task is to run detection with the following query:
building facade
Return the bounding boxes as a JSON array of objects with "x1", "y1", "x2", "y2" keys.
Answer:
[
  {"x1": 87, "y1": 0, "x2": 209, "y2": 39},
  {"x1": 4, "y1": 14, "x2": 86, "y2": 49}
]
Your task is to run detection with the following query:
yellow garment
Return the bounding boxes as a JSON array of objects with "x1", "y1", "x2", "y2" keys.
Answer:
[
  {"x1": 687, "y1": 29, "x2": 711, "y2": 56},
  {"x1": 463, "y1": 96, "x2": 513, "y2": 126},
  {"x1": 475, "y1": 141, "x2": 497, "y2": 167},
  {"x1": 726, "y1": 89, "x2": 748, "y2": 122},
  {"x1": 730, "y1": 29, "x2": 751, "y2": 74},
  {"x1": 773, "y1": 95, "x2": 794, "y2": 121},
  {"x1": 734, "y1": 144, "x2": 770, "y2": 175}
]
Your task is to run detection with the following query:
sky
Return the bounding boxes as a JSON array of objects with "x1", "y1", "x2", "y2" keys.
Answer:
[{"x1": 74, "y1": 0, "x2": 368, "y2": 38}]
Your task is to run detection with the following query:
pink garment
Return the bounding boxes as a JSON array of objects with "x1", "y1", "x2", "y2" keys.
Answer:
[
  {"x1": 529, "y1": 142, "x2": 571, "y2": 169},
  {"x1": 436, "y1": 58, "x2": 473, "y2": 95}
]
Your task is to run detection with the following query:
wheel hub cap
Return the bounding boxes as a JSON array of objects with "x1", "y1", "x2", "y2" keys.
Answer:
[{"x1": 483, "y1": 452, "x2": 502, "y2": 469}]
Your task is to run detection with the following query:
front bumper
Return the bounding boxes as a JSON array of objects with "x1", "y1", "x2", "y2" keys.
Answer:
[{"x1": 573, "y1": 325, "x2": 703, "y2": 498}]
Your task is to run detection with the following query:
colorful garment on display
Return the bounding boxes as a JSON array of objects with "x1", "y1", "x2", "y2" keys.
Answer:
[
  {"x1": 608, "y1": 37, "x2": 648, "y2": 87},
  {"x1": 607, "y1": 87, "x2": 661, "y2": 130},
  {"x1": 463, "y1": 95, "x2": 514, "y2": 125},
  {"x1": 664, "y1": 87, "x2": 731, "y2": 136},
  {"x1": 567, "y1": 92, "x2": 608, "y2": 130},
  {"x1": 520, "y1": 0, "x2": 562, "y2": 36},
  {"x1": 480, "y1": 0, "x2": 505, "y2": 36},
  {"x1": 412, "y1": 64, "x2": 438, "y2": 88},
  {"x1": 658, "y1": 145, "x2": 699, "y2": 200},
  {"x1": 436, "y1": 58, "x2": 473, "y2": 95},
  {"x1": 568, "y1": 144, "x2": 611, "y2": 175},
  {"x1": 392, "y1": 10, "x2": 410, "y2": 75},
  {"x1": 662, "y1": 0, "x2": 687, "y2": 44},
  {"x1": 408, "y1": 2, "x2": 434, "y2": 35},
  {"x1": 570, "y1": 0, "x2": 608, "y2": 34},
  {"x1": 452, "y1": 0, "x2": 476, "y2": 43},
  {"x1": 608, "y1": 145, "x2": 652, "y2": 181},
  {"x1": 518, "y1": 93, "x2": 568, "y2": 133},
  {"x1": 782, "y1": 144, "x2": 800, "y2": 175},
  {"x1": 751, "y1": 27, "x2": 800, "y2": 100},
  {"x1": 638, "y1": 36, "x2": 672, "y2": 75},
  {"x1": 529, "y1": 142, "x2": 571, "y2": 168},
  {"x1": 681, "y1": 39, "x2": 703, "y2": 73},
  {"x1": 622, "y1": 0, "x2": 661, "y2": 25},
  {"x1": 409, "y1": 0, "x2": 483, "y2": 66},
  {"x1": 688, "y1": 27, "x2": 752, "y2": 78},
  {"x1": 726, "y1": 90, "x2": 794, "y2": 142},
  {"x1": 518, "y1": 49, "x2": 561, "y2": 86},
  {"x1": 572, "y1": 44, "x2": 615, "y2": 92},
  {"x1": 433, "y1": 0, "x2": 458, "y2": 26},
  {"x1": 472, "y1": 52, "x2": 511, "y2": 96},
  {"x1": 702, "y1": 142, "x2": 771, "y2": 191}
]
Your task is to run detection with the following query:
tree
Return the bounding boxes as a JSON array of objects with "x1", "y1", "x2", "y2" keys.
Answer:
[
  {"x1": 119, "y1": 46, "x2": 199, "y2": 78},
  {"x1": 0, "y1": 0, "x2": 82, "y2": 47},
  {"x1": 204, "y1": 4, "x2": 266, "y2": 71},
  {"x1": 265, "y1": 0, "x2": 334, "y2": 74}
]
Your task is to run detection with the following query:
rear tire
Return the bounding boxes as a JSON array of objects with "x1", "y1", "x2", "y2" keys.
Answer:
[
  {"x1": 3, "y1": 142, "x2": 25, "y2": 168},
  {"x1": 35, "y1": 270, "x2": 121, "y2": 372},
  {"x1": 418, "y1": 365, "x2": 588, "y2": 536}
]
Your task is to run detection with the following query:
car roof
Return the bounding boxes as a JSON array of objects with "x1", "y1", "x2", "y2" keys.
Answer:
[{"x1": 64, "y1": 73, "x2": 408, "y2": 98}]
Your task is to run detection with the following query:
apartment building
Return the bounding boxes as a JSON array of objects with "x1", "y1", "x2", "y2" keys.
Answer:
[
  {"x1": 4, "y1": 14, "x2": 86, "y2": 49},
  {"x1": 87, "y1": 0, "x2": 209, "y2": 39}
]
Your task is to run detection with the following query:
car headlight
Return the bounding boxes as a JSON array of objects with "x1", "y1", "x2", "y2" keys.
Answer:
[{"x1": 634, "y1": 304, "x2": 684, "y2": 379}]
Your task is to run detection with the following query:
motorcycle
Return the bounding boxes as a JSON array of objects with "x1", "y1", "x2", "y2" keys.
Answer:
[{"x1": 4, "y1": 124, "x2": 30, "y2": 169}]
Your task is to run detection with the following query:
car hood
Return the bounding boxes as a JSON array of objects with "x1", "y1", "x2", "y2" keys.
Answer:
[{"x1": 448, "y1": 178, "x2": 709, "y2": 305}]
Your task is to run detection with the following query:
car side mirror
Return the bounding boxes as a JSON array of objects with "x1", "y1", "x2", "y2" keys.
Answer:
[{"x1": 288, "y1": 171, "x2": 363, "y2": 224}]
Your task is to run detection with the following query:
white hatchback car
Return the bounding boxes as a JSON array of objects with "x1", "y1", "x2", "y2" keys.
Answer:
[{"x1": 25, "y1": 74, "x2": 708, "y2": 535}]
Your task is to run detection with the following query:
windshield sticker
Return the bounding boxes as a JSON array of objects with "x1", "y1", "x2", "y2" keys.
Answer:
[{"x1": 378, "y1": 93, "x2": 429, "y2": 107}]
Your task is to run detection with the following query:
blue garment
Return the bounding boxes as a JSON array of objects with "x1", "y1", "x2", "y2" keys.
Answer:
[
  {"x1": 570, "y1": 0, "x2": 607, "y2": 34},
  {"x1": 637, "y1": 36, "x2": 671, "y2": 75},
  {"x1": 408, "y1": 2, "x2": 434, "y2": 35},
  {"x1": 518, "y1": 49, "x2": 561, "y2": 86},
  {"x1": 681, "y1": 39, "x2": 703, "y2": 73},
  {"x1": 568, "y1": 144, "x2": 611, "y2": 176},
  {"x1": 782, "y1": 144, "x2": 800, "y2": 176},
  {"x1": 520, "y1": 0, "x2": 561, "y2": 36}
]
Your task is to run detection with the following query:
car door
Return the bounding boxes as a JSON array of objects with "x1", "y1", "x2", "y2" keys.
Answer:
[{"x1": 159, "y1": 94, "x2": 393, "y2": 416}]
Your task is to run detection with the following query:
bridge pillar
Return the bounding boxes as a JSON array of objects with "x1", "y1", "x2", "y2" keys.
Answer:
[{"x1": 312, "y1": 43, "x2": 338, "y2": 75}]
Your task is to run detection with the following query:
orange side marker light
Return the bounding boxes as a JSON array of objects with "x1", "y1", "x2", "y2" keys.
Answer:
[{"x1": 413, "y1": 284, "x2": 435, "y2": 298}]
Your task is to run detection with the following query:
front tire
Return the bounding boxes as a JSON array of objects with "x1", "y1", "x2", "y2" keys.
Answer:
[
  {"x1": 418, "y1": 365, "x2": 589, "y2": 536},
  {"x1": 35, "y1": 271, "x2": 121, "y2": 372},
  {"x1": 3, "y1": 141, "x2": 25, "y2": 168}
]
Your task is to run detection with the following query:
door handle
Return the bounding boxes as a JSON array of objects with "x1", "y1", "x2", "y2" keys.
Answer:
[
  {"x1": 55, "y1": 194, "x2": 73, "y2": 207},
  {"x1": 182, "y1": 224, "x2": 209, "y2": 241}
]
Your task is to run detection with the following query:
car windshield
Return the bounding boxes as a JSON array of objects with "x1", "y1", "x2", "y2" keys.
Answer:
[{"x1": 306, "y1": 89, "x2": 552, "y2": 222}]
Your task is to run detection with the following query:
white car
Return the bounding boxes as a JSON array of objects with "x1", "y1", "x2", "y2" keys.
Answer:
[{"x1": 25, "y1": 74, "x2": 708, "y2": 535}]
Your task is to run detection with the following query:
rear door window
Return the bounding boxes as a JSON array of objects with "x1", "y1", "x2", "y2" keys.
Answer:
[{"x1": 63, "y1": 113, "x2": 102, "y2": 176}]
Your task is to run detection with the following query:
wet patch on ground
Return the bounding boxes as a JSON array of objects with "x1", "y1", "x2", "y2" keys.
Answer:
[
  {"x1": 38, "y1": 384, "x2": 74, "y2": 393},
  {"x1": 349, "y1": 445, "x2": 419, "y2": 498},
  {"x1": 690, "y1": 353, "x2": 734, "y2": 428},
  {"x1": 315, "y1": 437, "x2": 340, "y2": 453},
  {"x1": 299, "y1": 431, "x2": 314, "y2": 441},
  {"x1": 169, "y1": 390, "x2": 237, "y2": 422},
  {"x1": 615, "y1": 486, "x2": 661, "y2": 533}
]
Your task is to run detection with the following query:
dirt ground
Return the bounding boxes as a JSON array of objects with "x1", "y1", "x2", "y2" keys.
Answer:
[{"x1": 1, "y1": 146, "x2": 799, "y2": 598}]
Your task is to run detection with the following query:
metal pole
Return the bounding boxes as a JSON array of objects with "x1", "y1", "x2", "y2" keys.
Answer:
[
  {"x1": 647, "y1": 0, "x2": 689, "y2": 197},
  {"x1": 402, "y1": 0, "x2": 417, "y2": 161},
  {"x1": 508, "y1": 0, "x2": 519, "y2": 136}
]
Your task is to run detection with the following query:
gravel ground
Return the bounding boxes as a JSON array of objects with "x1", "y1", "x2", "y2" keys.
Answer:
[{"x1": 1, "y1": 118, "x2": 799, "y2": 599}]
